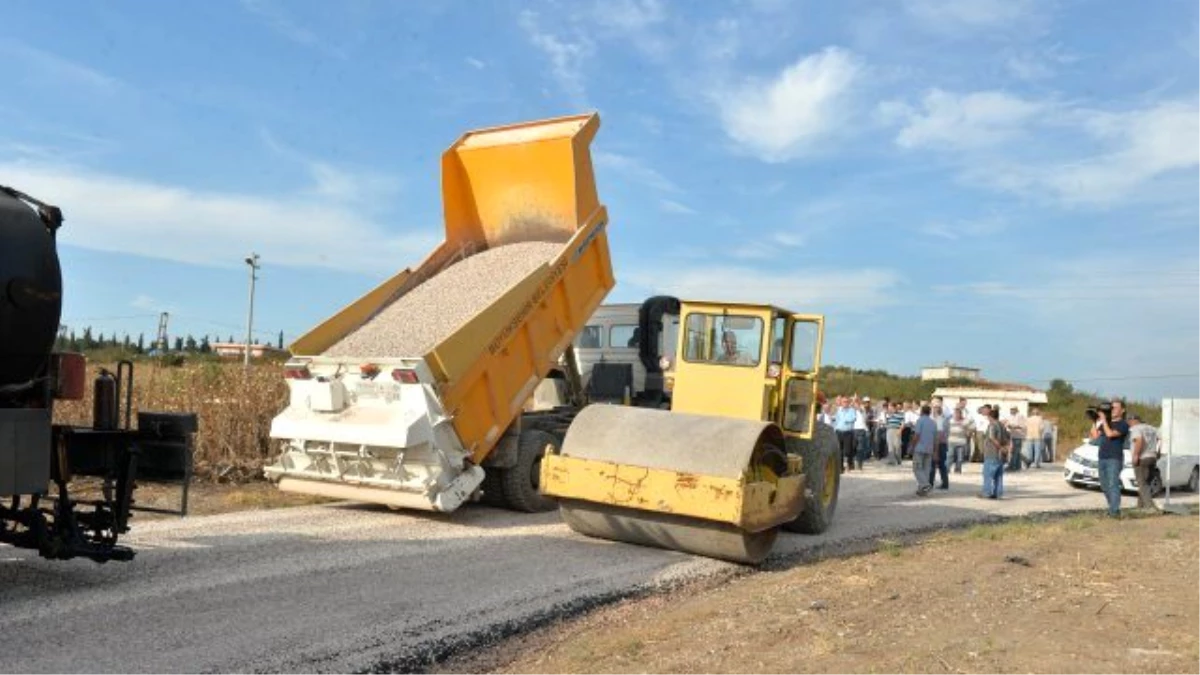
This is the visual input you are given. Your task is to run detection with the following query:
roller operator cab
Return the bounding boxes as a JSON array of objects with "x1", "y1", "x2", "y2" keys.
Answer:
[{"x1": 541, "y1": 301, "x2": 841, "y2": 565}]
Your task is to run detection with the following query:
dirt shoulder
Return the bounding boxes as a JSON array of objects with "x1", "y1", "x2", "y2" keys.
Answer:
[
  {"x1": 440, "y1": 512, "x2": 1200, "y2": 674},
  {"x1": 128, "y1": 480, "x2": 333, "y2": 518}
]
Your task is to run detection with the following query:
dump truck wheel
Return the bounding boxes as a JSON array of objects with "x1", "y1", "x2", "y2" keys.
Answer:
[
  {"x1": 479, "y1": 469, "x2": 507, "y2": 507},
  {"x1": 783, "y1": 423, "x2": 840, "y2": 534},
  {"x1": 502, "y1": 429, "x2": 559, "y2": 513}
]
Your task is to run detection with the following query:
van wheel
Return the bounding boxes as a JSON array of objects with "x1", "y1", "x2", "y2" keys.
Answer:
[
  {"x1": 1188, "y1": 466, "x2": 1199, "y2": 493},
  {"x1": 502, "y1": 429, "x2": 560, "y2": 513}
]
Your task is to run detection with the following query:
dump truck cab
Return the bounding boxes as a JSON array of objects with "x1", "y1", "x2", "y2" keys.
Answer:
[{"x1": 542, "y1": 299, "x2": 840, "y2": 565}]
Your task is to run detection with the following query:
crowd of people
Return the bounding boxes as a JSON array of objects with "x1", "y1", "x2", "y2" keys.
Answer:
[{"x1": 820, "y1": 394, "x2": 1057, "y2": 498}]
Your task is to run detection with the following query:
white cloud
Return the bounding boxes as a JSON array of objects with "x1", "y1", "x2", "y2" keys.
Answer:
[
  {"x1": 240, "y1": 0, "x2": 346, "y2": 59},
  {"x1": 465, "y1": 57, "x2": 486, "y2": 70},
  {"x1": 519, "y1": 10, "x2": 593, "y2": 103},
  {"x1": 131, "y1": 294, "x2": 159, "y2": 311},
  {"x1": 904, "y1": 0, "x2": 1036, "y2": 32},
  {"x1": 591, "y1": 0, "x2": 666, "y2": 32},
  {"x1": 1004, "y1": 44, "x2": 1079, "y2": 81},
  {"x1": 1180, "y1": 17, "x2": 1200, "y2": 58},
  {"x1": 2, "y1": 161, "x2": 438, "y2": 274},
  {"x1": 932, "y1": 257, "x2": 1200, "y2": 398},
  {"x1": 882, "y1": 89, "x2": 1047, "y2": 150},
  {"x1": 623, "y1": 264, "x2": 904, "y2": 314},
  {"x1": 0, "y1": 41, "x2": 120, "y2": 92},
  {"x1": 594, "y1": 151, "x2": 680, "y2": 193},
  {"x1": 659, "y1": 199, "x2": 696, "y2": 215},
  {"x1": 1042, "y1": 101, "x2": 1200, "y2": 206},
  {"x1": 715, "y1": 47, "x2": 862, "y2": 162},
  {"x1": 259, "y1": 130, "x2": 400, "y2": 203},
  {"x1": 919, "y1": 214, "x2": 1007, "y2": 240}
]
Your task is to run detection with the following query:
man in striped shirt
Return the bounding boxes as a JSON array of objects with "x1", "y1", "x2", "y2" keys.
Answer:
[{"x1": 886, "y1": 402, "x2": 905, "y2": 465}]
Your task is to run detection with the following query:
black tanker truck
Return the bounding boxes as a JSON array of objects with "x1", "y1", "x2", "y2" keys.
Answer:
[{"x1": 1, "y1": 184, "x2": 196, "y2": 562}]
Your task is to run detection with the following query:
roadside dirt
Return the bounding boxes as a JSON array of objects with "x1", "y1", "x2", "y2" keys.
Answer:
[
  {"x1": 439, "y1": 512, "x2": 1200, "y2": 674},
  {"x1": 121, "y1": 479, "x2": 333, "y2": 518}
]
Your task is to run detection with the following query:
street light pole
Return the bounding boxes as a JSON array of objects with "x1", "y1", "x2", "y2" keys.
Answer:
[{"x1": 244, "y1": 253, "x2": 260, "y2": 369}]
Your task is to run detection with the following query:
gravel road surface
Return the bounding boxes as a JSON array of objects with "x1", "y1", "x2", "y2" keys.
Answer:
[{"x1": 2, "y1": 463, "x2": 1194, "y2": 673}]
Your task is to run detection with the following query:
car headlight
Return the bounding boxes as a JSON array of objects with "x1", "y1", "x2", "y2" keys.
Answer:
[{"x1": 1069, "y1": 453, "x2": 1083, "y2": 464}]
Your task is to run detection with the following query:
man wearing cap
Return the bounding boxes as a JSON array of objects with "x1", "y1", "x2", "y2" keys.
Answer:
[{"x1": 1129, "y1": 412, "x2": 1160, "y2": 511}]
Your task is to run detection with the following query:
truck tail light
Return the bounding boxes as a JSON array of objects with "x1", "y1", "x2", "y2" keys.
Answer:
[
  {"x1": 283, "y1": 364, "x2": 312, "y2": 380},
  {"x1": 391, "y1": 368, "x2": 419, "y2": 384}
]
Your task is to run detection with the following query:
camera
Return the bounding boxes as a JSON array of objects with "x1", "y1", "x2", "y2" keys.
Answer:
[{"x1": 1085, "y1": 401, "x2": 1113, "y2": 421}]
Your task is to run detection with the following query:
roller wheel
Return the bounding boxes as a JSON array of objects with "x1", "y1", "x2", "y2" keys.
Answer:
[
  {"x1": 784, "y1": 423, "x2": 840, "y2": 534},
  {"x1": 501, "y1": 429, "x2": 559, "y2": 513},
  {"x1": 558, "y1": 500, "x2": 779, "y2": 565}
]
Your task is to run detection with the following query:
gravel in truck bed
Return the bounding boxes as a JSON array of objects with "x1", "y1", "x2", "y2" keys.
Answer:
[{"x1": 323, "y1": 241, "x2": 563, "y2": 358}]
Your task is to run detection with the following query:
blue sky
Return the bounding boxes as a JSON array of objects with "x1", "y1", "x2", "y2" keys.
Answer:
[{"x1": 2, "y1": 0, "x2": 1197, "y2": 401}]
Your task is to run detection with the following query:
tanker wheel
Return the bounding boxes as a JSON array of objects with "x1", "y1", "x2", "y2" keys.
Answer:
[
  {"x1": 784, "y1": 424, "x2": 840, "y2": 534},
  {"x1": 501, "y1": 429, "x2": 560, "y2": 513}
]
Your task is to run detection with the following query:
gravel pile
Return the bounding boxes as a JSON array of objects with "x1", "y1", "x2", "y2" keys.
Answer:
[{"x1": 323, "y1": 241, "x2": 562, "y2": 358}]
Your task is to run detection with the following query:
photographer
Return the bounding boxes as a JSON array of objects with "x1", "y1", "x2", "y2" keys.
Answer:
[{"x1": 1088, "y1": 399, "x2": 1129, "y2": 517}]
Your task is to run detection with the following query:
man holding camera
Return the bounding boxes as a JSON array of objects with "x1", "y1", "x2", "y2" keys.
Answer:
[{"x1": 1089, "y1": 399, "x2": 1130, "y2": 517}]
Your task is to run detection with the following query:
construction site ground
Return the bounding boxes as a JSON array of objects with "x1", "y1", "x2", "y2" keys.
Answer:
[
  {"x1": 442, "y1": 511, "x2": 1199, "y2": 674},
  {"x1": 3, "y1": 462, "x2": 1198, "y2": 673}
]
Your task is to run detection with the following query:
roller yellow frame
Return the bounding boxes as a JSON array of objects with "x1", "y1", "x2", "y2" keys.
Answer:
[{"x1": 542, "y1": 301, "x2": 826, "y2": 531}]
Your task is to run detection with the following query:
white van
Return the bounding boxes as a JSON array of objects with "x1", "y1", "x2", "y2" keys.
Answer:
[{"x1": 572, "y1": 298, "x2": 679, "y2": 406}]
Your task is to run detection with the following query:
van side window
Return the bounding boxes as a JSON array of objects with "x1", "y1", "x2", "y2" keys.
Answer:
[
  {"x1": 576, "y1": 325, "x2": 603, "y2": 349},
  {"x1": 610, "y1": 324, "x2": 639, "y2": 349}
]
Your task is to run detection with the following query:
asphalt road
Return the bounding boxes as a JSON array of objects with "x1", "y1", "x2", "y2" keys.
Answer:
[{"x1": 2, "y1": 462, "x2": 1195, "y2": 673}]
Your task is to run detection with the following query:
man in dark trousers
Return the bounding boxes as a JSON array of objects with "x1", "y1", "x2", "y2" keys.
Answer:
[{"x1": 1090, "y1": 399, "x2": 1130, "y2": 517}]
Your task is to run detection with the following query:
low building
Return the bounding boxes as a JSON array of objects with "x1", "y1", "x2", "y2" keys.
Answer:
[
  {"x1": 921, "y1": 363, "x2": 981, "y2": 382},
  {"x1": 933, "y1": 383, "x2": 1048, "y2": 419},
  {"x1": 211, "y1": 342, "x2": 288, "y2": 360}
]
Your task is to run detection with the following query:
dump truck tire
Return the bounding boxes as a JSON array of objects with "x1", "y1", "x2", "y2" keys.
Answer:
[
  {"x1": 784, "y1": 423, "x2": 840, "y2": 534},
  {"x1": 479, "y1": 468, "x2": 507, "y2": 507},
  {"x1": 502, "y1": 429, "x2": 559, "y2": 513}
]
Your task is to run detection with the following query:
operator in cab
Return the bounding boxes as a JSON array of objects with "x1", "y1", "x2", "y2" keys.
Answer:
[{"x1": 716, "y1": 330, "x2": 753, "y2": 365}]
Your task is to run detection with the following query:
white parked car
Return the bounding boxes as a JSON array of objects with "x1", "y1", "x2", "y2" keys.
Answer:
[{"x1": 1063, "y1": 438, "x2": 1200, "y2": 495}]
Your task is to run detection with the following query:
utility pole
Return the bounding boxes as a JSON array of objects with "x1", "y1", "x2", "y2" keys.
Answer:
[
  {"x1": 156, "y1": 312, "x2": 170, "y2": 353},
  {"x1": 244, "y1": 253, "x2": 261, "y2": 369}
]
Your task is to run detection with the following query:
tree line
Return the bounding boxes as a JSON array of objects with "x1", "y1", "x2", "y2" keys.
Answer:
[{"x1": 54, "y1": 328, "x2": 286, "y2": 355}]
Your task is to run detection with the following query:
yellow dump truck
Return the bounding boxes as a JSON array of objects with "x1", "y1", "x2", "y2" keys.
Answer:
[{"x1": 265, "y1": 113, "x2": 614, "y2": 513}]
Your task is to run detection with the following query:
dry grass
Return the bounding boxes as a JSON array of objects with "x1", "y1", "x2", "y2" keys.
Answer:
[
  {"x1": 443, "y1": 512, "x2": 1200, "y2": 674},
  {"x1": 54, "y1": 360, "x2": 287, "y2": 481}
]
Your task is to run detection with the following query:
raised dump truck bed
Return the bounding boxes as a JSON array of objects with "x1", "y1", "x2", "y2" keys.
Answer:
[{"x1": 266, "y1": 113, "x2": 614, "y2": 512}]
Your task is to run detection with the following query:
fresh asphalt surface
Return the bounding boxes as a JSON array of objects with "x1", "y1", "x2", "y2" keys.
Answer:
[{"x1": 2, "y1": 462, "x2": 1196, "y2": 673}]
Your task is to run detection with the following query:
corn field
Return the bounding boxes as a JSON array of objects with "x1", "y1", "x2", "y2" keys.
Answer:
[{"x1": 54, "y1": 360, "x2": 288, "y2": 482}]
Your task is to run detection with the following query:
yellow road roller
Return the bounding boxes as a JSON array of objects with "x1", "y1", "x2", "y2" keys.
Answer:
[{"x1": 540, "y1": 301, "x2": 841, "y2": 564}]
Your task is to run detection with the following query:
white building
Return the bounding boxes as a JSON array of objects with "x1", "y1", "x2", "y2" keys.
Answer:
[
  {"x1": 932, "y1": 384, "x2": 1048, "y2": 419},
  {"x1": 921, "y1": 363, "x2": 981, "y2": 382}
]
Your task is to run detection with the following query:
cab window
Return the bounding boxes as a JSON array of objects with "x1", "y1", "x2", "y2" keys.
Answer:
[
  {"x1": 576, "y1": 325, "x2": 602, "y2": 349},
  {"x1": 682, "y1": 313, "x2": 763, "y2": 367},
  {"x1": 789, "y1": 320, "x2": 820, "y2": 373},
  {"x1": 769, "y1": 316, "x2": 786, "y2": 364}
]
